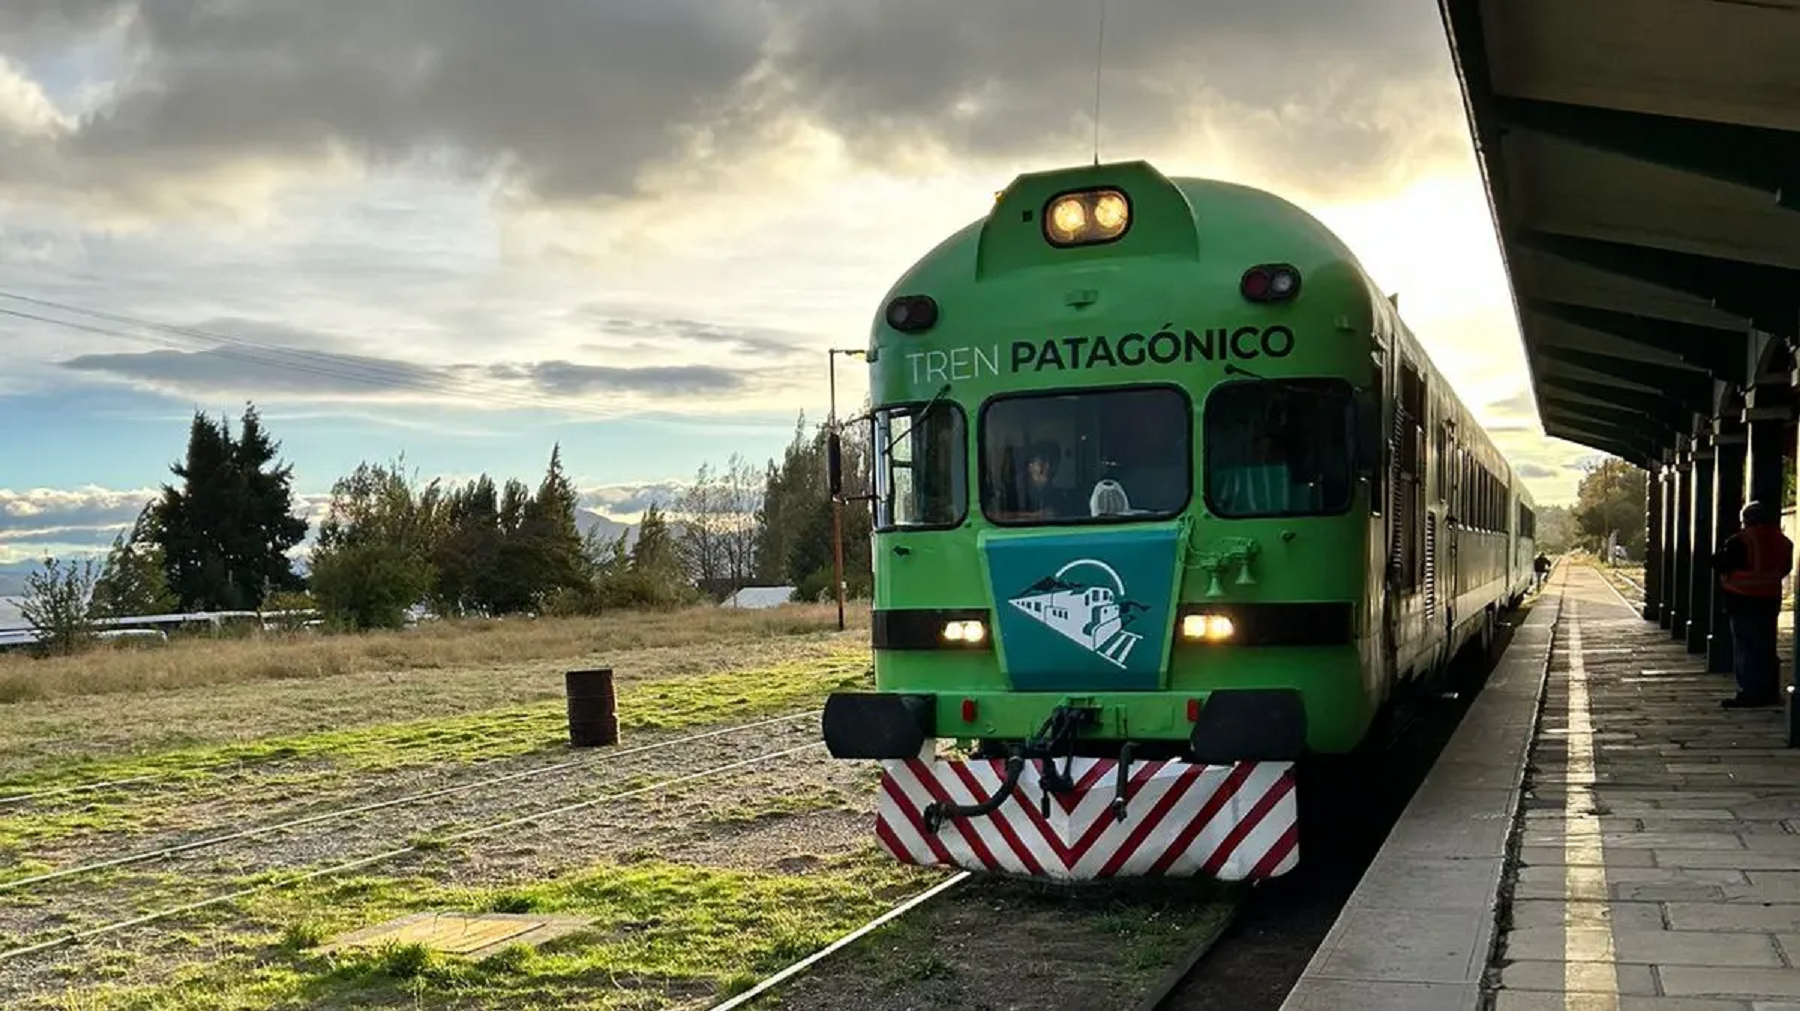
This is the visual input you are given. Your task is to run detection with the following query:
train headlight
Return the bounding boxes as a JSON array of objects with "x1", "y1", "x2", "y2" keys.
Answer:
[
  {"x1": 1180, "y1": 614, "x2": 1235, "y2": 642},
  {"x1": 1043, "y1": 188, "x2": 1131, "y2": 247},
  {"x1": 942, "y1": 619, "x2": 987, "y2": 644}
]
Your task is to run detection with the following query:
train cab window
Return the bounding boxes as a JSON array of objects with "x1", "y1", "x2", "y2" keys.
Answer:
[
  {"x1": 980, "y1": 386, "x2": 1190, "y2": 525},
  {"x1": 1204, "y1": 379, "x2": 1355, "y2": 518},
  {"x1": 872, "y1": 401, "x2": 967, "y2": 530}
]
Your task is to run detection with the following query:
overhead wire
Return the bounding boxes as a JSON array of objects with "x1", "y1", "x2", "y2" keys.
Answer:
[
  {"x1": 0, "y1": 296, "x2": 593, "y2": 417},
  {"x1": 0, "y1": 289, "x2": 811, "y2": 431}
]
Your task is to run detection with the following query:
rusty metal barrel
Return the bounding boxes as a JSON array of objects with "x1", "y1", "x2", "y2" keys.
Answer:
[{"x1": 565, "y1": 668, "x2": 619, "y2": 747}]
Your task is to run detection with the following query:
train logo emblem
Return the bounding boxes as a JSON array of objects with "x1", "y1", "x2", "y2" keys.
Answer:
[{"x1": 1006, "y1": 559, "x2": 1149, "y2": 669}]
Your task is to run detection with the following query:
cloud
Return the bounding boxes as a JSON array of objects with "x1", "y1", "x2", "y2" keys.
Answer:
[
  {"x1": 753, "y1": 0, "x2": 1469, "y2": 195},
  {"x1": 0, "y1": 485, "x2": 155, "y2": 540},
  {"x1": 1516, "y1": 463, "x2": 1557, "y2": 480},
  {"x1": 1485, "y1": 389, "x2": 1537, "y2": 420},
  {"x1": 489, "y1": 361, "x2": 749, "y2": 399},
  {"x1": 54, "y1": 340, "x2": 772, "y2": 406},
  {"x1": 579, "y1": 482, "x2": 686, "y2": 519},
  {"x1": 573, "y1": 310, "x2": 813, "y2": 359},
  {"x1": 1, "y1": 0, "x2": 776, "y2": 217},
  {"x1": 0, "y1": 0, "x2": 1471, "y2": 222},
  {"x1": 59, "y1": 344, "x2": 449, "y2": 399}
]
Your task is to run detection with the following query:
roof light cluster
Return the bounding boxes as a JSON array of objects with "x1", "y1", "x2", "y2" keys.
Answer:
[
  {"x1": 1241, "y1": 264, "x2": 1302, "y2": 303},
  {"x1": 1043, "y1": 188, "x2": 1132, "y2": 247}
]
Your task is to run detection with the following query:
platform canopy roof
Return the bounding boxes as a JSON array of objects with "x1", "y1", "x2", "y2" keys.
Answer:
[{"x1": 1438, "y1": 0, "x2": 1800, "y2": 468}]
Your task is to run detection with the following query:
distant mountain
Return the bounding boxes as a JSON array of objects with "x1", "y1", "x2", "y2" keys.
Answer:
[
  {"x1": 577, "y1": 511, "x2": 639, "y2": 548},
  {"x1": 0, "y1": 560, "x2": 41, "y2": 598},
  {"x1": 0, "y1": 512, "x2": 637, "y2": 599}
]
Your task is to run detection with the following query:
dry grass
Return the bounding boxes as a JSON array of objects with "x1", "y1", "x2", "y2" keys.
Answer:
[{"x1": 0, "y1": 601, "x2": 870, "y2": 706}]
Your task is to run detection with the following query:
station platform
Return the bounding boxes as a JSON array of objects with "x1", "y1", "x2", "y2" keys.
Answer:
[{"x1": 1281, "y1": 563, "x2": 1800, "y2": 1010}]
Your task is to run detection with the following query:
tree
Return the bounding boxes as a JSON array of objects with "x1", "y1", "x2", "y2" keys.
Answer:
[
  {"x1": 90, "y1": 503, "x2": 179, "y2": 619},
  {"x1": 307, "y1": 459, "x2": 438, "y2": 630},
  {"x1": 750, "y1": 411, "x2": 873, "y2": 602},
  {"x1": 20, "y1": 556, "x2": 100, "y2": 656},
  {"x1": 594, "y1": 503, "x2": 693, "y2": 608},
  {"x1": 518, "y1": 444, "x2": 588, "y2": 601},
  {"x1": 675, "y1": 461, "x2": 730, "y2": 595},
  {"x1": 720, "y1": 453, "x2": 763, "y2": 593},
  {"x1": 1571, "y1": 458, "x2": 1648, "y2": 558},
  {"x1": 153, "y1": 404, "x2": 306, "y2": 611},
  {"x1": 432, "y1": 475, "x2": 501, "y2": 616},
  {"x1": 1535, "y1": 504, "x2": 1578, "y2": 554}
]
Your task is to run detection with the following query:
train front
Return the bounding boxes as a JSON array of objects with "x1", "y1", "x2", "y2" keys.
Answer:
[{"x1": 821, "y1": 160, "x2": 1378, "y2": 883}]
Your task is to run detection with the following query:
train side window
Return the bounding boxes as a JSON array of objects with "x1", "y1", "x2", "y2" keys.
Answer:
[
  {"x1": 1204, "y1": 378, "x2": 1356, "y2": 518},
  {"x1": 872, "y1": 401, "x2": 968, "y2": 530}
]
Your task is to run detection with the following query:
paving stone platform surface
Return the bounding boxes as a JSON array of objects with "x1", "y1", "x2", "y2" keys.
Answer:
[
  {"x1": 1282, "y1": 564, "x2": 1800, "y2": 1011},
  {"x1": 1490, "y1": 564, "x2": 1800, "y2": 1010}
]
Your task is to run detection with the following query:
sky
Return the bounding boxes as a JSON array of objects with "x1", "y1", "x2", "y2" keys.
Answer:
[{"x1": 0, "y1": 0, "x2": 1609, "y2": 567}]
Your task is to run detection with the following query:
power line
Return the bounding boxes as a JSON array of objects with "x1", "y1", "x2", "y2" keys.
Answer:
[
  {"x1": 0, "y1": 289, "x2": 811, "y2": 432},
  {"x1": 0, "y1": 294, "x2": 595, "y2": 417}
]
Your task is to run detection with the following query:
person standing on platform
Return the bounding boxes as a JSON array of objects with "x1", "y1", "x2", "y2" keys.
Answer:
[
  {"x1": 1533, "y1": 552, "x2": 1551, "y2": 590},
  {"x1": 1711, "y1": 500, "x2": 1794, "y2": 709}
]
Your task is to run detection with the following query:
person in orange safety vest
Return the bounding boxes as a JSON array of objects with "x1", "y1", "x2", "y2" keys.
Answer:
[{"x1": 1710, "y1": 500, "x2": 1794, "y2": 708}]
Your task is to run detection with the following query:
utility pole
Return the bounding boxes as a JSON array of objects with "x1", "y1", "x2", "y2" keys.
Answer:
[{"x1": 828, "y1": 347, "x2": 866, "y2": 631}]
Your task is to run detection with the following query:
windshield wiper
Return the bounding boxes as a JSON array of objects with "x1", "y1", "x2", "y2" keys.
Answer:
[{"x1": 883, "y1": 383, "x2": 952, "y2": 457}]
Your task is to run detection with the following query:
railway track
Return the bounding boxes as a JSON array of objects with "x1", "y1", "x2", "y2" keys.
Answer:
[
  {"x1": 0, "y1": 739, "x2": 829, "y2": 963},
  {"x1": 0, "y1": 737, "x2": 828, "y2": 964},
  {"x1": 0, "y1": 713, "x2": 831, "y2": 973},
  {"x1": 0, "y1": 775, "x2": 160, "y2": 808},
  {"x1": 701, "y1": 868, "x2": 1246, "y2": 1011},
  {"x1": 0, "y1": 710, "x2": 817, "y2": 892},
  {"x1": 703, "y1": 611, "x2": 1521, "y2": 1011}
]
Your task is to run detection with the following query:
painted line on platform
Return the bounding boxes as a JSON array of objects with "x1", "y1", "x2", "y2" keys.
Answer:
[{"x1": 1561, "y1": 606, "x2": 1621, "y2": 1009}]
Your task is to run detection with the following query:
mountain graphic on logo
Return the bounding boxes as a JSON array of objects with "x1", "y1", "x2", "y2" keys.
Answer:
[{"x1": 1006, "y1": 559, "x2": 1147, "y2": 669}]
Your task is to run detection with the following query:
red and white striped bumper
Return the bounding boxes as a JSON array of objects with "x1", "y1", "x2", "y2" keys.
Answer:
[{"x1": 875, "y1": 756, "x2": 1299, "y2": 881}]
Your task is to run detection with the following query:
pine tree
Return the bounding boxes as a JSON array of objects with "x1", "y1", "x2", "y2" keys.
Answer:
[
  {"x1": 232, "y1": 404, "x2": 309, "y2": 600},
  {"x1": 153, "y1": 404, "x2": 305, "y2": 611},
  {"x1": 155, "y1": 411, "x2": 237, "y2": 610},
  {"x1": 521, "y1": 444, "x2": 587, "y2": 599}
]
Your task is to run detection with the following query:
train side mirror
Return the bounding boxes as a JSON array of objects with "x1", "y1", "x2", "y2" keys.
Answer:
[{"x1": 827, "y1": 431, "x2": 844, "y2": 498}]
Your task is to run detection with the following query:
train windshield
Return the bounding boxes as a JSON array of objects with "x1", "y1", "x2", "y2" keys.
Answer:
[
  {"x1": 872, "y1": 401, "x2": 968, "y2": 529},
  {"x1": 1204, "y1": 379, "x2": 1356, "y2": 518},
  {"x1": 981, "y1": 386, "x2": 1191, "y2": 525}
]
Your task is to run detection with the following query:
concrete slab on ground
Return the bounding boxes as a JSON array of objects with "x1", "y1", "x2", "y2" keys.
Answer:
[{"x1": 323, "y1": 911, "x2": 594, "y2": 960}]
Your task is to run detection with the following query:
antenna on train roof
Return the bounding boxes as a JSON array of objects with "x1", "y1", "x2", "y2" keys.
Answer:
[{"x1": 1091, "y1": 0, "x2": 1108, "y2": 165}]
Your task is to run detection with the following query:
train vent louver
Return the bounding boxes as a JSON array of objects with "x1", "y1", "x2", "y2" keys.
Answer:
[{"x1": 1425, "y1": 515, "x2": 1437, "y2": 621}]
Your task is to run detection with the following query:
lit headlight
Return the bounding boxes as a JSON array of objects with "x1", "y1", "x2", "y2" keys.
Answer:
[
  {"x1": 1043, "y1": 188, "x2": 1131, "y2": 247},
  {"x1": 1180, "y1": 614, "x2": 1235, "y2": 642},
  {"x1": 942, "y1": 619, "x2": 987, "y2": 643}
]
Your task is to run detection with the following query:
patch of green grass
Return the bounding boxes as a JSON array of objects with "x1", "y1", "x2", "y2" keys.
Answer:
[
  {"x1": 31, "y1": 850, "x2": 939, "y2": 1010},
  {"x1": 0, "y1": 650, "x2": 871, "y2": 865}
]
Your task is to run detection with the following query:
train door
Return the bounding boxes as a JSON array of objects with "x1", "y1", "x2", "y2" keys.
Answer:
[{"x1": 1389, "y1": 357, "x2": 1426, "y2": 678}]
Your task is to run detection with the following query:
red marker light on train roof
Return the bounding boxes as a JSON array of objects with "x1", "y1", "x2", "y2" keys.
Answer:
[
  {"x1": 1241, "y1": 264, "x2": 1301, "y2": 303},
  {"x1": 885, "y1": 294, "x2": 939, "y2": 333}
]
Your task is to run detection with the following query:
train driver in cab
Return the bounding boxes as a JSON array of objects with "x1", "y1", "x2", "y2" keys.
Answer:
[{"x1": 1003, "y1": 440, "x2": 1082, "y2": 519}]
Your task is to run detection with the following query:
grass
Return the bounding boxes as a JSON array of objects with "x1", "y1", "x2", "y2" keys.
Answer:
[
  {"x1": 0, "y1": 601, "x2": 870, "y2": 705},
  {"x1": 0, "y1": 622, "x2": 870, "y2": 782},
  {"x1": 25, "y1": 851, "x2": 938, "y2": 1010},
  {"x1": 0, "y1": 648, "x2": 871, "y2": 862}
]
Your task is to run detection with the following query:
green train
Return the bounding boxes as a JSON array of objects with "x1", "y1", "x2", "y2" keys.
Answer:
[{"x1": 822, "y1": 159, "x2": 1538, "y2": 882}]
